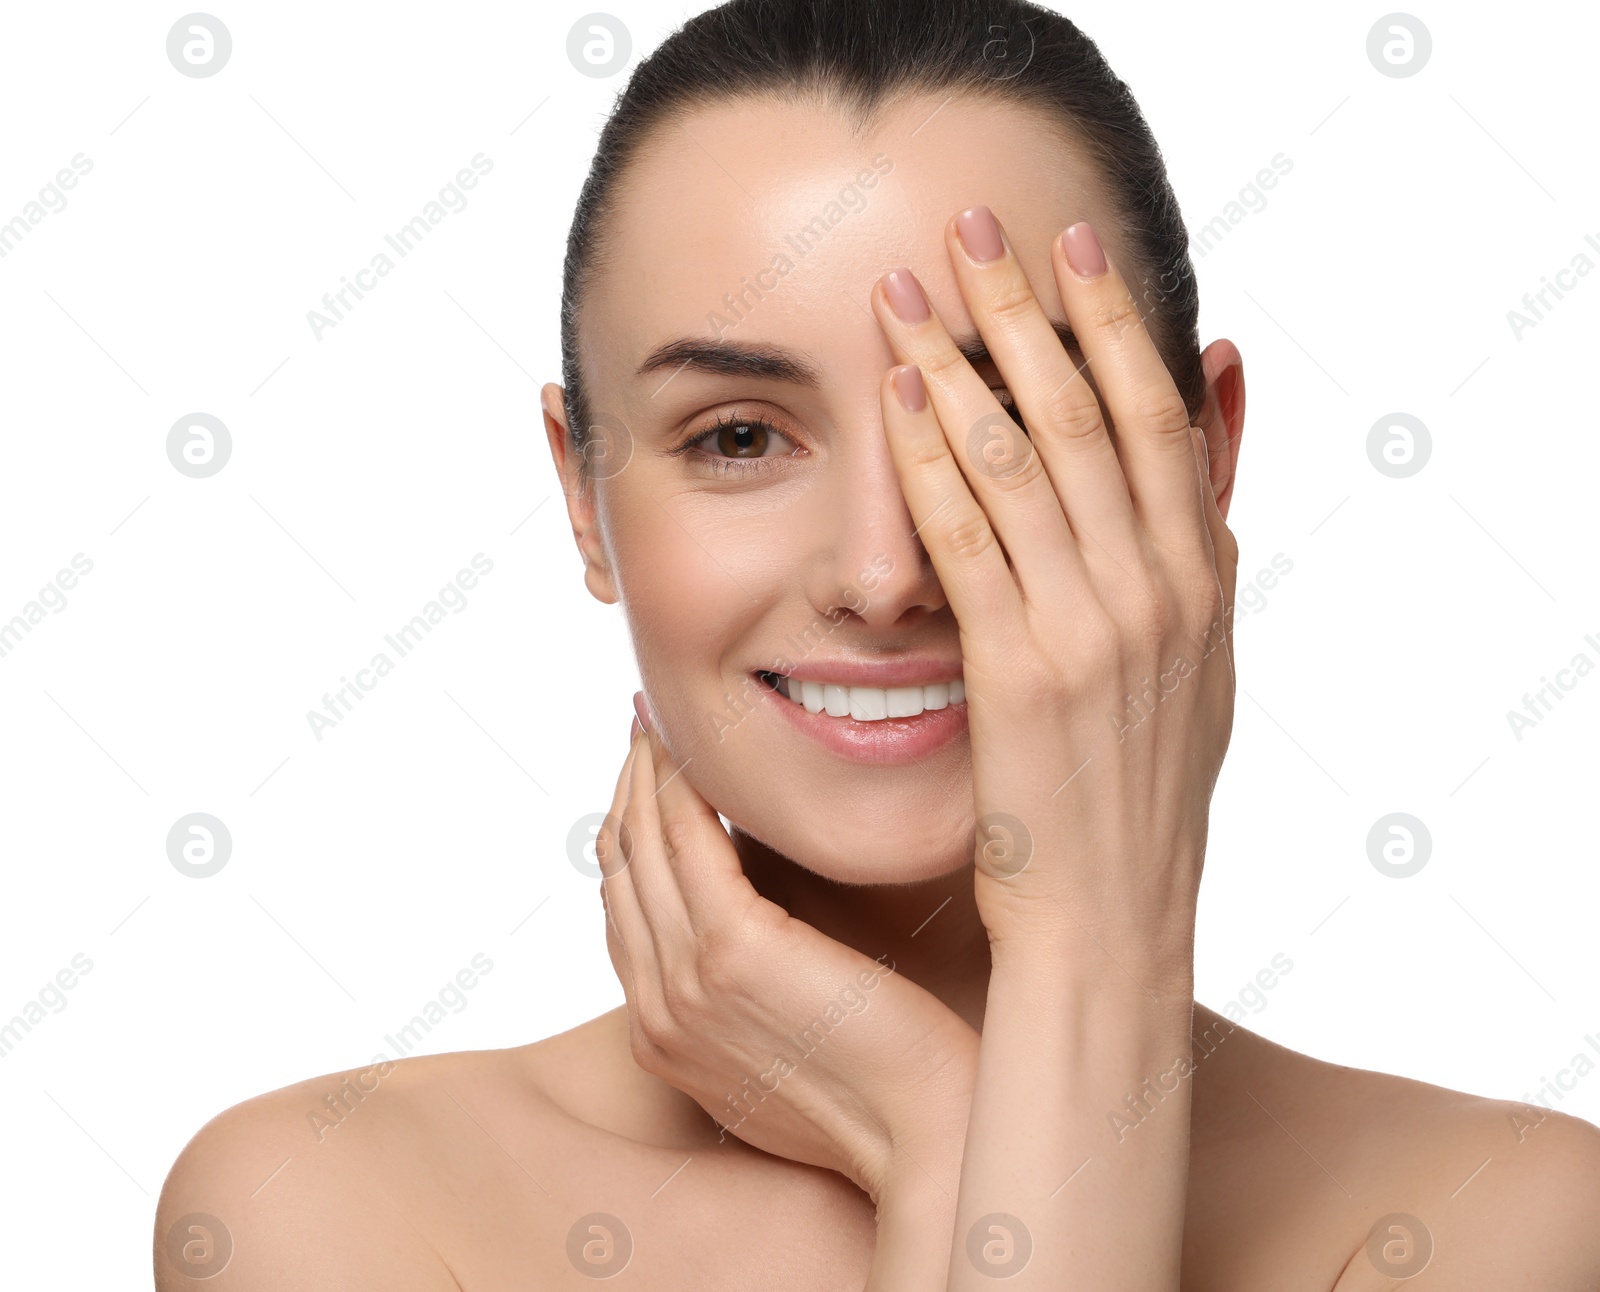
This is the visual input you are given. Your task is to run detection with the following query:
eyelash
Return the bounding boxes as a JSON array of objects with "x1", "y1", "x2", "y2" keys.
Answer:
[
  {"x1": 670, "y1": 412, "x2": 803, "y2": 477},
  {"x1": 670, "y1": 390, "x2": 1023, "y2": 477}
]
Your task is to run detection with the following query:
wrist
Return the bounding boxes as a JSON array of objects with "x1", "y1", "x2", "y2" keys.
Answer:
[{"x1": 985, "y1": 916, "x2": 1196, "y2": 1000}]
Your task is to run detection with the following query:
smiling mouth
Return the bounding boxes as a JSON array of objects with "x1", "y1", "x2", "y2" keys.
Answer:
[{"x1": 754, "y1": 670, "x2": 966, "y2": 721}]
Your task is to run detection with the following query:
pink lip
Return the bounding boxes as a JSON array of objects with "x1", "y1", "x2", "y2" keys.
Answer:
[{"x1": 754, "y1": 673, "x2": 968, "y2": 765}]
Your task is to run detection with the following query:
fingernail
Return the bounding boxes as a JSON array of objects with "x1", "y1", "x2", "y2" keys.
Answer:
[
  {"x1": 632, "y1": 690, "x2": 652, "y2": 733},
  {"x1": 882, "y1": 269, "x2": 930, "y2": 324},
  {"x1": 956, "y1": 205, "x2": 1005, "y2": 263},
  {"x1": 629, "y1": 714, "x2": 643, "y2": 745},
  {"x1": 1060, "y1": 222, "x2": 1107, "y2": 279},
  {"x1": 891, "y1": 365, "x2": 926, "y2": 413}
]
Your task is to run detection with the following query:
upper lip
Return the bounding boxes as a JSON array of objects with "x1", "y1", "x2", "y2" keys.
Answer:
[{"x1": 755, "y1": 656, "x2": 963, "y2": 689}]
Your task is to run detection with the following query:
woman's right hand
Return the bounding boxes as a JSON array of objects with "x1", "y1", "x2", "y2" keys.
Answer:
[{"x1": 595, "y1": 699, "x2": 978, "y2": 1204}]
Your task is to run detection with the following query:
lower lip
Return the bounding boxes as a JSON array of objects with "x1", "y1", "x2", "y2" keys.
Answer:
[{"x1": 754, "y1": 675, "x2": 969, "y2": 765}]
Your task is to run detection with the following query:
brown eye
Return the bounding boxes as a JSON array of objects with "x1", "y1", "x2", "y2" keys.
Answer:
[
  {"x1": 670, "y1": 412, "x2": 803, "y2": 478},
  {"x1": 715, "y1": 419, "x2": 770, "y2": 458}
]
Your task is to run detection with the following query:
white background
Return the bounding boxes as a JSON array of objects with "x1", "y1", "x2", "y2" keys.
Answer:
[{"x1": 1, "y1": 0, "x2": 1596, "y2": 1283}]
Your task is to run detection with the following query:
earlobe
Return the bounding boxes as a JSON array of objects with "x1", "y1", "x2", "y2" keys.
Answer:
[{"x1": 1197, "y1": 340, "x2": 1245, "y2": 521}]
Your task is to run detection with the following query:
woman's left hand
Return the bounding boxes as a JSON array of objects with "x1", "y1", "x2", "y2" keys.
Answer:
[{"x1": 872, "y1": 209, "x2": 1238, "y2": 981}]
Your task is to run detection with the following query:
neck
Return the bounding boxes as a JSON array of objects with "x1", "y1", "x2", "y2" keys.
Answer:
[{"x1": 732, "y1": 827, "x2": 996, "y2": 1032}]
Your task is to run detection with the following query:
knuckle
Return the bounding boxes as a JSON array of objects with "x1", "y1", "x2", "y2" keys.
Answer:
[
  {"x1": 1181, "y1": 569, "x2": 1226, "y2": 627},
  {"x1": 1122, "y1": 590, "x2": 1173, "y2": 655},
  {"x1": 1042, "y1": 383, "x2": 1106, "y2": 443},
  {"x1": 904, "y1": 435, "x2": 952, "y2": 474},
  {"x1": 1089, "y1": 290, "x2": 1145, "y2": 343},
  {"x1": 1130, "y1": 388, "x2": 1193, "y2": 437},
  {"x1": 658, "y1": 815, "x2": 697, "y2": 863},
  {"x1": 984, "y1": 281, "x2": 1040, "y2": 325},
  {"x1": 981, "y1": 436, "x2": 1046, "y2": 494},
  {"x1": 943, "y1": 508, "x2": 997, "y2": 563},
  {"x1": 916, "y1": 342, "x2": 970, "y2": 382}
]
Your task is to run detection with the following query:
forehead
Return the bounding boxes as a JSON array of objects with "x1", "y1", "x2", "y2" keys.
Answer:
[{"x1": 584, "y1": 92, "x2": 1119, "y2": 399}]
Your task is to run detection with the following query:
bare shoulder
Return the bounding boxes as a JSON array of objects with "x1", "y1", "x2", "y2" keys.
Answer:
[
  {"x1": 153, "y1": 1011, "x2": 674, "y2": 1290},
  {"x1": 1189, "y1": 1008, "x2": 1600, "y2": 1289},
  {"x1": 152, "y1": 1044, "x2": 548, "y2": 1290}
]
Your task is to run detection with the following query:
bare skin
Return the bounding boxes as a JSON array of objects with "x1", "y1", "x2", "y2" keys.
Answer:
[
  {"x1": 154, "y1": 1005, "x2": 1600, "y2": 1289},
  {"x1": 156, "y1": 92, "x2": 1600, "y2": 1287}
]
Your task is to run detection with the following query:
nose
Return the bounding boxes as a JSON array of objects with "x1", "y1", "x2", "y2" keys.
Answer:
[{"x1": 800, "y1": 407, "x2": 952, "y2": 631}]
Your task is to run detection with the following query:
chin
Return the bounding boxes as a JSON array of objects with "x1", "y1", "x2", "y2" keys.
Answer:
[{"x1": 727, "y1": 803, "x2": 976, "y2": 887}]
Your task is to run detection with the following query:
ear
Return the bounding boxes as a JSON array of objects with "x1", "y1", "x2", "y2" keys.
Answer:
[
  {"x1": 1196, "y1": 339, "x2": 1245, "y2": 521},
  {"x1": 541, "y1": 382, "x2": 619, "y2": 605}
]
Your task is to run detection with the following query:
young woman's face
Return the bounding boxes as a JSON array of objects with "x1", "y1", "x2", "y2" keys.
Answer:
[{"x1": 551, "y1": 92, "x2": 1135, "y2": 885}]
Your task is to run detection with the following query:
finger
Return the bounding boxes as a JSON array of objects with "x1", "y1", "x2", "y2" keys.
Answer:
[
  {"x1": 1052, "y1": 222, "x2": 1209, "y2": 563},
  {"x1": 599, "y1": 726, "x2": 657, "y2": 982},
  {"x1": 872, "y1": 266, "x2": 1082, "y2": 604},
  {"x1": 619, "y1": 717, "x2": 694, "y2": 944},
  {"x1": 639, "y1": 713, "x2": 755, "y2": 932},
  {"x1": 877, "y1": 362, "x2": 1032, "y2": 644},
  {"x1": 941, "y1": 205, "x2": 1141, "y2": 571},
  {"x1": 1191, "y1": 426, "x2": 1240, "y2": 670}
]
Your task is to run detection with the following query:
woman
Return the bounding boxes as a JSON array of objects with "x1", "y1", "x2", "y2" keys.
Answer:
[{"x1": 155, "y1": 1, "x2": 1600, "y2": 1286}]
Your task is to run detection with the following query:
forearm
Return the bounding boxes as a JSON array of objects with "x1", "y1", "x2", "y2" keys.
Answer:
[
  {"x1": 945, "y1": 940, "x2": 1196, "y2": 1290},
  {"x1": 864, "y1": 1153, "x2": 963, "y2": 1292}
]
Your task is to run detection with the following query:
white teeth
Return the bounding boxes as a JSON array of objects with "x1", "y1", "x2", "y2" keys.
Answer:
[
  {"x1": 770, "y1": 673, "x2": 965, "y2": 721},
  {"x1": 824, "y1": 683, "x2": 849, "y2": 717}
]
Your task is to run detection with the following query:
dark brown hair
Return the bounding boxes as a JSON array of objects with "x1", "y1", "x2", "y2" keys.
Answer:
[{"x1": 558, "y1": 0, "x2": 1203, "y2": 484}]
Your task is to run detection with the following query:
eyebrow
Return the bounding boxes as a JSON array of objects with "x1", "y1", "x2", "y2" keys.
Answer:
[{"x1": 634, "y1": 317, "x2": 1082, "y2": 391}]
